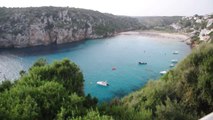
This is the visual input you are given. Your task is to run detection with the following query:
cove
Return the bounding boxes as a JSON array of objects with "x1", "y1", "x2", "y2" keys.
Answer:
[{"x1": 0, "y1": 34, "x2": 191, "y2": 102}]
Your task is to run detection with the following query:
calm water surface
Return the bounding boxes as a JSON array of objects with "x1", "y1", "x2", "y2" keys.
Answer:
[{"x1": 0, "y1": 34, "x2": 191, "y2": 102}]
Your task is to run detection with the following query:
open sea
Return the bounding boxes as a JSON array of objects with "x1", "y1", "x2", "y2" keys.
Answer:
[{"x1": 0, "y1": 34, "x2": 191, "y2": 102}]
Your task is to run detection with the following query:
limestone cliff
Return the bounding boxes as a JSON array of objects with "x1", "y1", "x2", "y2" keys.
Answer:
[{"x1": 0, "y1": 7, "x2": 141, "y2": 48}]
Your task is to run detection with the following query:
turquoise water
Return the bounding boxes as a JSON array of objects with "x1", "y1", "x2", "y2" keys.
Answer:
[{"x1": 0, "y1": 34, "x2": 191, "y2": 102}]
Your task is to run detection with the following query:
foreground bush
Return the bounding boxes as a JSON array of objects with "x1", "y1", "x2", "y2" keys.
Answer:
[{"x1": 0, "y1": 59, "x2": 98, "y2": 120}]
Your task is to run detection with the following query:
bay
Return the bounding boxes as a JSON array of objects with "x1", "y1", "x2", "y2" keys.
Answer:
[{"x1": 0, "y1": 34, "x2": 191, "y2": 102}]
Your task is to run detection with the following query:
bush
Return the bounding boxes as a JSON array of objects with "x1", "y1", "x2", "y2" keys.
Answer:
[{"x1": 0, "y1": 59, "x2": 98, "y2": 120}]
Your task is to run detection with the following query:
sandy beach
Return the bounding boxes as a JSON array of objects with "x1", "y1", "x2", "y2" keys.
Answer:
[{"x1": 119, "y1": 30, "x2": 190, "y2": 41}]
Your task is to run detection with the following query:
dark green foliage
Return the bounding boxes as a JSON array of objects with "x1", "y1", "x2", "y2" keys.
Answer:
[
  {"x1": 84, "y1": 94, "x2": 98, "y2": 108},
  {"x1": 155, "y1": 98, "x2": 196, "y2": 120},
  {"x1": 70, "y1": 110, "x2": 113, "y2": 120},
  {"x1": 0, "y1": 59, "x2": 98, "y2": 120},
  {"x1": 98, "y1": 98, "x2": 152, "y2": 120},
  {"x1": 32, "y1": 58, "x2": 47, "y2": 67},
  {"x1": 19, "y1": 70, "x2": 26, "y2": 76},
  {"x1": 0, "y1": 80, "x2": 13, "y2": 92}
]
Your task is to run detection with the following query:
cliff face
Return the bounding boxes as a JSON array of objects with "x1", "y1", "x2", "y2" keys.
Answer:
[{"x1": 0, "y1": 7, "x2": 141, "y2": 48}]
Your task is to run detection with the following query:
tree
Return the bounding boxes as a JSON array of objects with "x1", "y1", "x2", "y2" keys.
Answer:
[
  {"x1": 71, "y1": 110, "x2": 113, "y2": 120},
  {"x1": 155, "y1": 98, "x2": 196, "y2": 120},
  {"x1": 28, "y1": 58, "x2": 84, "y2": 95},
  {"x1": 0, "y1": 59, "x2": 99, "y2": 120},
  {"x1": 0, "y1": 80, "x2": 13, "y2": 92},
  {"x1": 31, "y1": 58, "x2": 47, "y2": 67},
  {"x1": 19, "y1": 70, "x2": 26, "y2": 76}
]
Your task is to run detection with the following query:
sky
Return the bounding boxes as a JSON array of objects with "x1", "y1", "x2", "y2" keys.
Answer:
[{"x1": 0, "y1": 0, "x2": 212, "y2": 16}]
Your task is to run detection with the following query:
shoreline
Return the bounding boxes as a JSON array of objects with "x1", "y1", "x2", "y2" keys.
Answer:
[
  {"x1": 0, "y1": 30, "x2": 191, "y2": 50},
  {"x1": 118, "y1": 30, "x2": 190, "y2": 41}
]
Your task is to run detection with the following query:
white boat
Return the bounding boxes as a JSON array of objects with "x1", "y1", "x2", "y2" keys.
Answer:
[
  {"x1": 138, "y1": 61, "x2": 147, "y2": 65},
  {"x1": 170, "y1": 64, "x2": 175, "y2": 67},
  {"x1": 160, "y1": 71, "x2": 167, "y2": 75},
  {"x1": 173, "y1": 51, "x2": 179, "y2": 54},
  {"x1": 171, "y1": 59, "x2": 178, "y2": 63},
  {"x1": 97, "y1": 81, "x2": 109, "y2": 86}
]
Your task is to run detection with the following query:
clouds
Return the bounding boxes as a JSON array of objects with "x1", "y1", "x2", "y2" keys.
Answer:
[{"x1": 0, "y1": 0, "x2": 212, "y2": 16}]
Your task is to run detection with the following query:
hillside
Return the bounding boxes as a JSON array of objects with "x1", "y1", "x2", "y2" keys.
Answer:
[
  {"x1": 170, "y1": 14, "x2": 213, "y2": 45},
  {"x1": 138, "y1": 14, "x2": 213, "y2": 46},
  {"x1": 136, "y1": 16, "x2": 182, "y2": 30},
  {"x1": 0, "y1": 7, "x2": 141, "y2": 48},
  {"x1": 100, "y1": 43, "x2": 213, "y2": 120}
]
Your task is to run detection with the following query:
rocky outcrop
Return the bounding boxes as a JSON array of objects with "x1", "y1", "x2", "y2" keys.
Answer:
[
  {"x1": 171, "y1": 14, "x2": 213, "y2": 43},
  {"x1": 0, "y1": 7, "x2": 141, "y2": 48}
]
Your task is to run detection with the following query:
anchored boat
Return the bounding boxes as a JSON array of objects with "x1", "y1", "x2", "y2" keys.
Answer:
[
  {"x1": 171, "y1": 59, "x2": 178, "y2": 63},
  {"x1": 97, "y1": 81, "x2": 109, "y2": 86},
  {"x1": 160, "y1": 71, "x2": 167, "y2": 75},
  {"x1": 170, "y1": 64, "x2": 175, "y2": 67},
  {"x1": 173, "y1": 51, "x2": 179, "y2": 54},
  {"x1": 112, "y1": 67, "x2": 116, "y2": 70},
  {"x1": 138, "y1": 62, "x2": 147, "y2": 65}
]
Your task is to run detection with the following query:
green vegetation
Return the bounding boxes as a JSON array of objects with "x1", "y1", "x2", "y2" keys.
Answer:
[
  {"x1": 136, "y1": 16, "x2": 182, "y2": 30},
  {"x1": 0, "y1": 58, "x2": 98, "y2": 120},
  {"x1": 94, "y1": 24, "x2": 115, "y2": 36},
  {"x1": 179, "y1": 19, "x2": 192, "y2": 28},
  {"x1": 209, "y1": 31, "x2": 213, "y2": 42},
  {"x1": 0, "y1": 44, "x2": 213, "y2": 119}
]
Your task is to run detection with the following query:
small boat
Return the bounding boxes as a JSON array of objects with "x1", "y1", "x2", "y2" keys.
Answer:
[
  {"x1": 173, "y1": 51, "x2": 179, "y2": 54},
  {"x1": 171, "y1": 59, "x2": 178, "y2": 63},
  {"x1": 170, "y1": 64, "x2": 175, "y2": 67},
  {"x1": 97, "y1": 81, "x2": 109, "y2": 86},
  {"x1": 112, "y1": 67, "x2": 116, "y2": 70},
  {"x1": 138, "y1": 62, "x2": 147, "y2": 65},
  {"x1": 160, "y1": 71, "x2": 167, "y2": 75}
]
